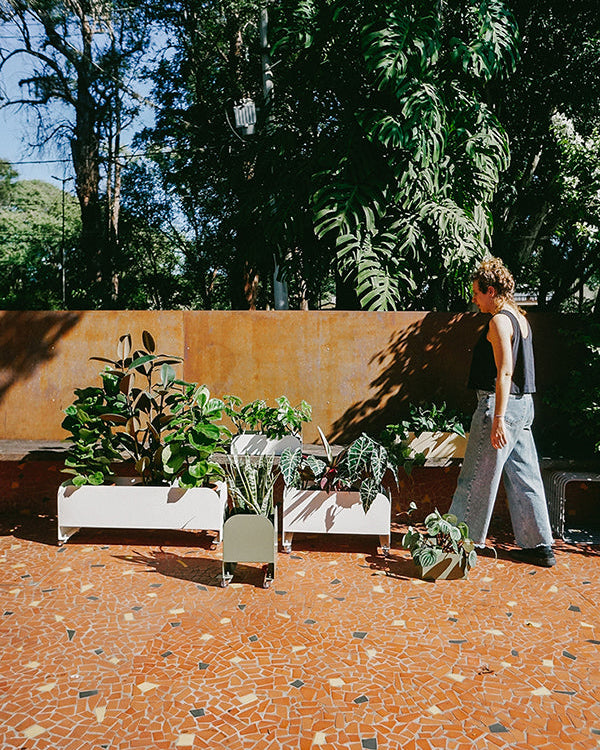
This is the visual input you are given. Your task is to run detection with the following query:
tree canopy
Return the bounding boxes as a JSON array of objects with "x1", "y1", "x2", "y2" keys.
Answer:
[{"x1": 1, "y1": 0, "x2": 600, "y2": 311}]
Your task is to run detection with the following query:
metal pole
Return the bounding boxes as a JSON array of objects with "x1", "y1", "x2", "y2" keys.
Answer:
[
  {"x1": 261, "y1": 7, "x2": 289, "y2": 309},
  {"x1": 61, "y1": 180, "x2": 66, "y2": 307}
]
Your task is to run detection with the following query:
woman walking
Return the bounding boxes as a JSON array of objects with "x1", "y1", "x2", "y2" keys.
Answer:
[{"x1": 448, "y1": 257, "x2": 555, "y2": 567}]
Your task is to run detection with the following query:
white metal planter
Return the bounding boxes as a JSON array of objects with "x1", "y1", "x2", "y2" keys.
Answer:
[
  {"x1": 57, "y1": 480, "x2": 227, "y2": 545},
  {"x1": 230, "y1": 433, "x2": 302, "y2": 456},
  {"x1": 221, "y1": 513, "x2": 277, "y2": 588},
  {"x1": 282, "y1": 488, "x2": 391, "y2": 555},
  {"x1": 408, "y1": 431, "x2": 468, "y2": 460}
]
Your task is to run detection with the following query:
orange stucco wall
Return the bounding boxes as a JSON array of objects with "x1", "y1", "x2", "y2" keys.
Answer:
[{"x1": 0, "y1": 310, "x2": 572, "y2": 444}]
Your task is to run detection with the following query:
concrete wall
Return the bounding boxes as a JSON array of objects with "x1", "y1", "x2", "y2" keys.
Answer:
[{"x1": 0, "y1": 310, "x2": 573, "y2": 444}]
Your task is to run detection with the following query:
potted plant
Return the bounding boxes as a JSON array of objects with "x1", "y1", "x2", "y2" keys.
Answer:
[
  {"x1": 57, "y1": 331, "x2": 228, "y2": 545},
  {"x1": 401, "y1": 503, "x2": 477, "y2": 580},
  {"x1": 381, "y1": 401, "x2": 469, "y2": 462},
  {"x1": 279, "y1": 427, "x2": 395, "y2": 555},
  {"x1": 221, "y1": 454, "x2": 279, "y2": 588},
  {"x1": 224, "y1": 395, "x2": 311, "y2": 455}
]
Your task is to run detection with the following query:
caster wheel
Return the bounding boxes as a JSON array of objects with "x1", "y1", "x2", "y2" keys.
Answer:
[{"x1": 382, "y1": 546, "x2": 390, "y2": 557}]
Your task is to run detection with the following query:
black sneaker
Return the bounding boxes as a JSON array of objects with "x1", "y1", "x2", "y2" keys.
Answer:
[{"x1": 509, "y1": 546, "x2": 556, "y2": 568}]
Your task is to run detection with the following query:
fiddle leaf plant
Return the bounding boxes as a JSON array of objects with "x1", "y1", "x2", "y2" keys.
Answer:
[
  {"x1": 280, "y1": 426, "x2": 396, "y2": 512},
  {"x1": 62, "y1": 331, "x2": 227, "y2": 487},
  {"x1": 224, "y1": 395, "x2": 312, "y2": 439}
]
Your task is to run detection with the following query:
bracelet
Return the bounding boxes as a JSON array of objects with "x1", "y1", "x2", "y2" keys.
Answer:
[{"x1": 494, "y1": 414, "x2": 504, "y2": 419}]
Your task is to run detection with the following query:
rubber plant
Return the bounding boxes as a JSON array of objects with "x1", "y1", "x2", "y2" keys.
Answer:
[{"x1": 62, "y1": 330, "x2": 227, "y2": 487}]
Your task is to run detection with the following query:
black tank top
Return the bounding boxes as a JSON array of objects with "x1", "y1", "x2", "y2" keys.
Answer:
[{"x1": 467, "y1": 309, "x2": 536, "y2": 394}]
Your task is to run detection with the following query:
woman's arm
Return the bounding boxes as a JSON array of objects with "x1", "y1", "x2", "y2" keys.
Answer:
[{"x1": 487, "y1": 314, "x2": 514, "y2": 449}]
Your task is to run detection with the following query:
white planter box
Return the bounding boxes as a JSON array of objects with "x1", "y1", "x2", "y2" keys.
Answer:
[
  {"x1": 282, "y1": 488, "x2": 390, "y2": 554},
  {"x1": 230, "y1": 433, "x2": 301, "y2": 456},
  {"x1": 57, "y1": 480, "x2": 227, "y2": 545},
  {"x1": 408, "y1": 431, "x2": 468, "y2": 460}
]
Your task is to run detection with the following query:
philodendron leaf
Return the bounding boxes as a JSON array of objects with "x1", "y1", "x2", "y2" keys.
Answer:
[
  {"x1": 189, "y1": 461, "x2": 208, "y2": 479},
  {"x1": 371, "y1": 444, "x2": 388, "y2": 484},
  {"x1": 280, "y1": 447, "x2": 303, "y2": 486},
  {"x1": 346, "y1": 435, "x2": 373, "y2": 481},
  {"x1": 305, "y1": 454, "x2": 326, "y2": 480},
  {"x1": 414, "y1": 546, "x2": 440, "y2": 568},
  {"x1": 360, "y1": 477, "x2": 380, "y2": 512}
]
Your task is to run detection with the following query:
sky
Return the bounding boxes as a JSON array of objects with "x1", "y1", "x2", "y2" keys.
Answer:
[{"x1": 0, "y1": 106, "x2": 71, "y2": 184}]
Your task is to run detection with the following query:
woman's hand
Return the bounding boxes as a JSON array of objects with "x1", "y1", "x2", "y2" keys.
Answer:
[{"x1": 491, "y1": 415, "x2": 507, "y2": 450}]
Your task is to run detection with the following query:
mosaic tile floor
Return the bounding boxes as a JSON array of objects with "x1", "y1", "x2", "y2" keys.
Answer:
[{"x1": 1, "y1": 512, "x2": 599, "y2": 750}]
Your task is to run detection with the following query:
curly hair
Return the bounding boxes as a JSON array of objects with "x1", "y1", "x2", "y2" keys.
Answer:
[{"x1": 472, "y1": 257, "x2": 515, "y2": 303}]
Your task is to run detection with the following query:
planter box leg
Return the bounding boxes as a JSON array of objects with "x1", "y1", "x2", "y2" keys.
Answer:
[
  {"x1": 58, "y1": 526, "x2": 80, "y2": 545},
  {"x1": 263, "y1": 562, "x2": 275, "y2": 588},
  {"x1": 379, "y1": 534, "x2": 390, "y2": 557},
  {"x1": 282, "y1": 532, "x2": 293, "y2": 554},
  {"x1": 221, "y1": 561, "x2": 236, "y2": 588}
]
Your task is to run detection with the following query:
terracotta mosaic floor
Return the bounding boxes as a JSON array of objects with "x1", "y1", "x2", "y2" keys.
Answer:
[{"x1": 1, "y1": 512, "x2": 599, "y2": 750}]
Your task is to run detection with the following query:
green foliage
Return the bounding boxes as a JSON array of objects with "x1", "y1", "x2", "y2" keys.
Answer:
[
  {"x1": 62, "y1": 330, "x2": 227, "y2": 487},
  {"x1": 0, "y1": 180, "x2": 81, "y2": 309},
  {"x1": 280, "y1": 426, "x2": 396, "y2": 512},
  {"x1": 224, "y1": 395, "x2": 312, "y2": 439},
  {"x1": 542, "y1": 321, "x2": 600, "y2": 458},
  {"x1": 401, "y1": 505, "x2": 477, "y2": 571},
  {"x1": 384, "y1": 401, "x2": 469, "y2": 440},
  {"x1": 272, "y1": 0, "x2": 518, "y2": 310},
  {"x1": 490, "y1": 1, "x2": 600, "y2": 313},
  {"x1": 225, "y1": 454, "x2": 279, "y2": 517},
  {"x1": 378, "y1": 402, "x2": 468, "y2": 471}
]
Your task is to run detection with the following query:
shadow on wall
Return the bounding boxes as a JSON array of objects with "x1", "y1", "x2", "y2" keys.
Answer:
[
  {"x1": 330, "y1": 312, "x2": 483, "y2": 442},
  {"x1": 0, "y1": 311, "x2": 81, "y2": 404}
]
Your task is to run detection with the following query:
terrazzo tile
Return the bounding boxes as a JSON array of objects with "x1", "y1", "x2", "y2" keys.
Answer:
[{"x1": 0, "y1": 521, "x2": 599, "y2": 749}]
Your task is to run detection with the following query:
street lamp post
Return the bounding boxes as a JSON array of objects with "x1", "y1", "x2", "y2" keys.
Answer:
[{"x1": 51, "y1": 174, "x2": 73, "y2": 308}]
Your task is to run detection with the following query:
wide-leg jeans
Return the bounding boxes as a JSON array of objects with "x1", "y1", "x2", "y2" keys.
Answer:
[{"x1": 448, "y1": 390, "x2": 554, "y2": 548}]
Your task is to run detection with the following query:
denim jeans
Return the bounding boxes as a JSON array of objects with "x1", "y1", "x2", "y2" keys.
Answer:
[{"x1": 448, "y1": 390, "x2": 553, "y2": 548}]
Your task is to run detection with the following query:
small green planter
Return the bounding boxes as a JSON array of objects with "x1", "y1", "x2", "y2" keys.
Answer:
[{"x1": 221, "y1": 513, "x2": 278, "y2": 588}]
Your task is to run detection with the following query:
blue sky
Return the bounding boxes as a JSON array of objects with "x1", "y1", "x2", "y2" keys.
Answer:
[{"x1": 0, "y1": 106, "x2": 70, "y2": 184}]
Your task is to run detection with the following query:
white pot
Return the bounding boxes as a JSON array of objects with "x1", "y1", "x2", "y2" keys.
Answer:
[
  {"x1": 230, "y1": 433, "x2": 302, "y2": 456},
  {"x1": 282, "y1": 488, "x2": 390, "y2": 555},
  {"x1": 408, "y1": 431, "x2": 468, "y2": 460},
  {"x1": 57, "y1": 480, "x2": 227, "y2": 545}
]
